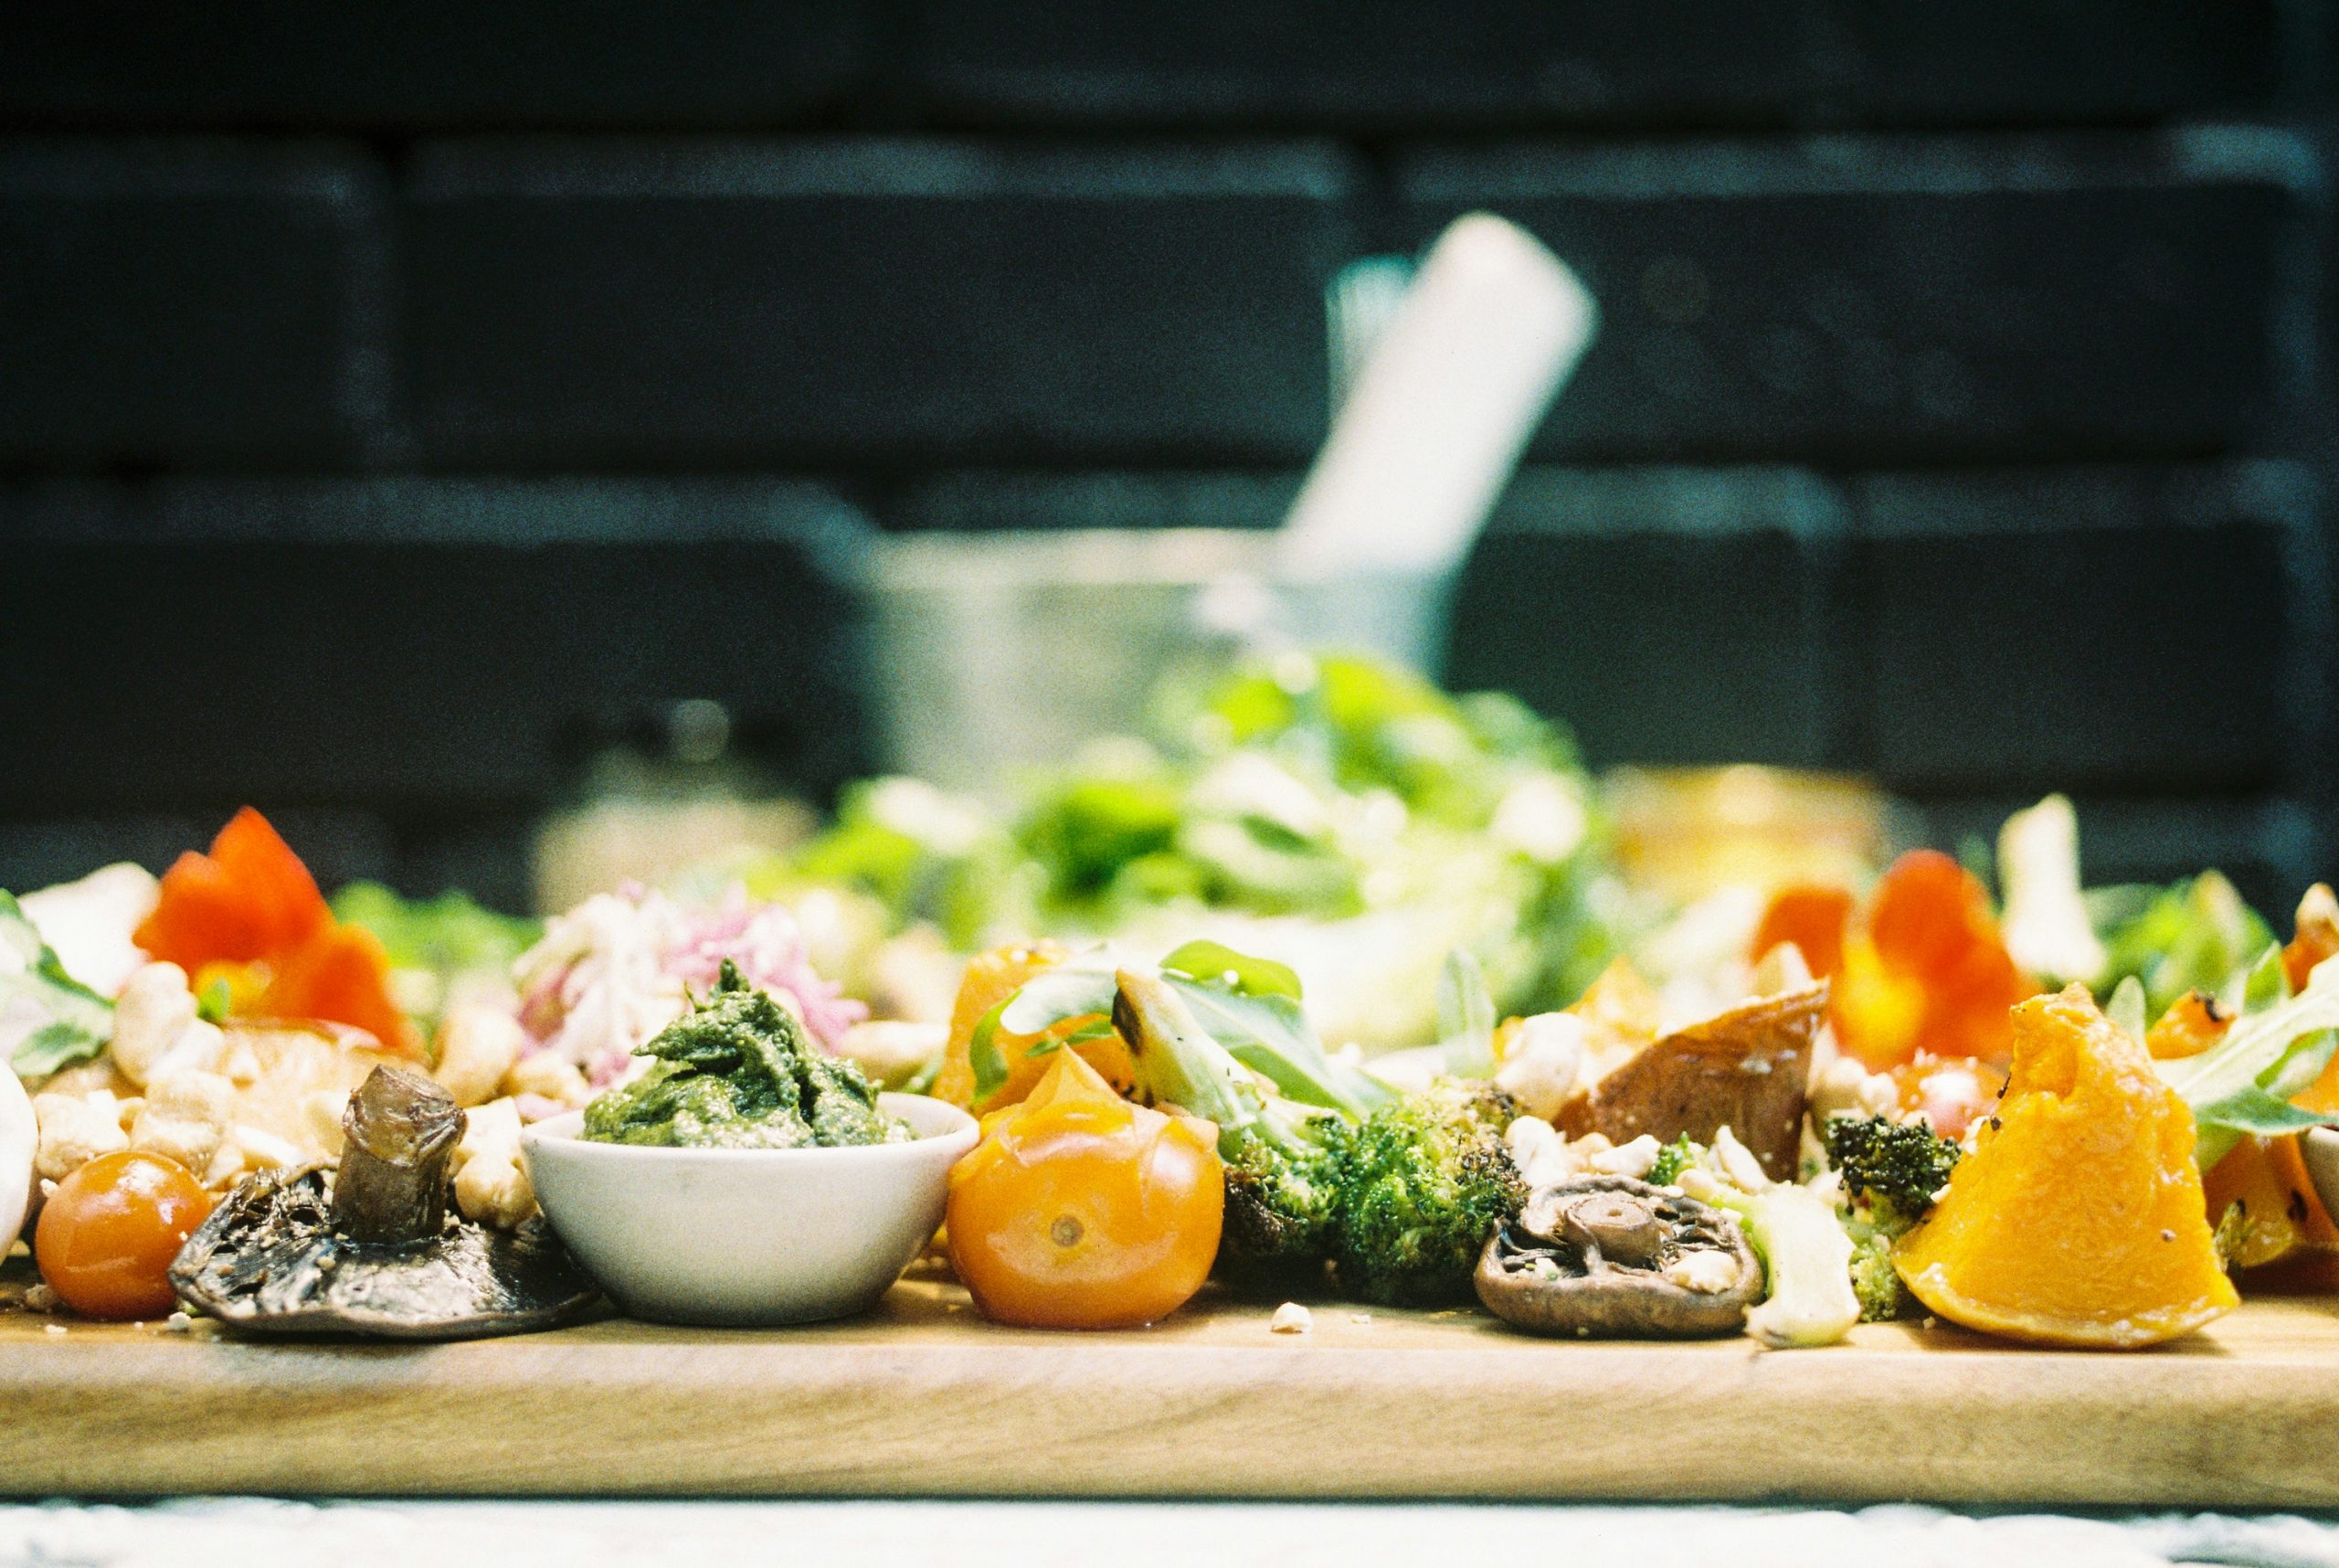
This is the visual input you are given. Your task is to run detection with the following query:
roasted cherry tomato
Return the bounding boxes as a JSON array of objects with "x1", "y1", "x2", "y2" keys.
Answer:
[
  {"x1": 34, "y1": 1150, "x2": 214, "y2": 1320},
  {"x1": 946, "y1": 1047, "x2": 1221, "y2": 1329}
]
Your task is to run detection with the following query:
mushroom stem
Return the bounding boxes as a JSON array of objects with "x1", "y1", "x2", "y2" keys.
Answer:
[
  {"x1": 332, "y1": 1065, "x2": 464, "y2": 1245},
  {"x1": 1560, "y1": 1191, "x2": 1663, "y2": 1267}
]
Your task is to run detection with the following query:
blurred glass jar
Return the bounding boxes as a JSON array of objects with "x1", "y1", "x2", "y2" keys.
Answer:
[
  {"x1": 534, "y1": 699, "x2": 813, "y2": 913},
  {"x1": 1604, "y1": 765, "x2": 1908, "y2": 904}
]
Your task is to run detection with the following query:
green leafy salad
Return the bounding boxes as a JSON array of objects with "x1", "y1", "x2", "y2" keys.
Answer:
[{"x1": 746, "y1": 652, "x2": 1621, "y2": 1049}]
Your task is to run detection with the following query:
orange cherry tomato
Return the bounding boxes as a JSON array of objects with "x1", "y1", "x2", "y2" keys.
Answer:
[
  {"x1": 946, "y1": 1047, "x2": 1222, "y2": 1329},
  {"x1": 34, "y1": 1150, "x2": 214, "y2": 1321}
]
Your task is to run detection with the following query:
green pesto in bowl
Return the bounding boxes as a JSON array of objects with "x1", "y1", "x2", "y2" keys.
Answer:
[{"x1": 580, "y1": 959, "x2": 909, "y2": 1150}]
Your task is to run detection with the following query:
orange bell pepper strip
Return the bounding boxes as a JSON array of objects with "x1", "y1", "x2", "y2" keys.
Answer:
[
  {"x1": 134, "y1": 807, "x2": 418, "y2": 1057},
  {"x1": 1834, "y1": 852, "x2": 2033, "y2": 1069},
  {"x1": 134, "y1": 807, "x2": 331, "y2": 969},
  {"x1": 260, "y1": 923, "x2": 425, "y2": 1060}
]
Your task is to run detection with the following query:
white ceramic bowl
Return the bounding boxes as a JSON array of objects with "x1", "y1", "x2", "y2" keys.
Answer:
[{"x1": 522, "y1": 1093, "x2": 978, "y2": 1327}]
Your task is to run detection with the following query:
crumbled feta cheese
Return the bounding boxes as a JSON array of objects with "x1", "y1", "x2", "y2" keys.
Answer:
[{"x1": 1269, "y1": 1302, "x2": 1313, "y2": 1335}]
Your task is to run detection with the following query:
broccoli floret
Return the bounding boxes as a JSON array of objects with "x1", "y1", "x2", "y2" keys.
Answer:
[
  {"x1": 1220, "y1": 1130, "x2": 1347, "y2": 1286},
  {"x1": 1844, "y1": 1218, "x2": 1916, "y2": 1322},
  {"x1": 1115, "y1": 969, "x2": 1351, "y2": 1280},
  {"x1": 1818, "y1": 1113, "x2": 1960, "y2": 1323},
  {"x1": 1824, "y1": 1114, "x2": 1961, "y2": 1224},
  {"x1": 1327, "y1": 1077, "x2": 1527, "y2": 1306},
  {"x1": 1644, "y1": 1134, "x2": 1704, "y2": 1188},
  {"x1": 1113, "y1": 972, "x2": 1529, "y2": 1302}
]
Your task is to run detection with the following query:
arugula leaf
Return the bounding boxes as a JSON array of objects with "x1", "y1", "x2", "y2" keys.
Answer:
[
  {"x1": 1163, "y1": 975, "x2": 1388, "y2": 1116},
  {"x1": 2187, "y1": 1084, "x2": 2339, "y2": 1139},
  {"x1": 2159, "y1": 961, "x2": 2339, "y2": 1169},
  {"x1": 997, "y1": 967, "x2": 1117, "y2": 1036},
  {"x1": 1436, "y1": 948, "x2": 1498, "y2": 1078},
  {"x1": 1, "y1": 890, "x2": 115, "y2": 1078}
]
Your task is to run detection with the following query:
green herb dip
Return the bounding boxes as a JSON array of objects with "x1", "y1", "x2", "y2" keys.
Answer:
[{"x1": 581, "y1": 959, "x2": 908, "y2": 1149}]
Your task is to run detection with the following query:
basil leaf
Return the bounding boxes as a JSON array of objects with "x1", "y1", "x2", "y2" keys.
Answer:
[
  {"x1": 1, "y1": 889, "x2": 115, "y2": 1078},
  {"x1": 11, "y1": 1018, "x2": 108, "y2": 1079},
  {"x1": 1159, "y1": 940, "x2": 1304, "y2": 1001}
]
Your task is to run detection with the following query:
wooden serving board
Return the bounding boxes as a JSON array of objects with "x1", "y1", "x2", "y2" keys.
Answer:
[{"x1": 7, "y1": 1259, "x2": 2339, "y2": 1506}]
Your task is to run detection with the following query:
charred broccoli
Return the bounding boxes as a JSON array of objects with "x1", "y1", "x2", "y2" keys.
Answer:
[
  {"x1": 1221, "y1": 1128, "x2": 1346, "y2": 1276},
  {"x1": 1824, "y1": 1114, "x2": 1962, "y2": 1226},
  {"x1": 1328, "y1": 1077, "x2": 1526, "y2": 1306},
  {"x1": 1113, "y1": 970, "x2": 1349, "y2": 1284},
  {"x1": 1113, "y1": 970, "x2": 1526, "y2": 1300},
  {"x1": 1823, "y1": 1114, "x2": 1961, "y2": 1321}
]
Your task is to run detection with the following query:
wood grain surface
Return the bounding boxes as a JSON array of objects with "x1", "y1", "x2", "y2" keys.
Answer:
[{"x1": 6, "y1": 1262, "x2": 2339, "y2": 1505}]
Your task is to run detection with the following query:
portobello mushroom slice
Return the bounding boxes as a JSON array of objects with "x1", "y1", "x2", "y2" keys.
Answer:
[
  {"x1": 1476, "y1": 1174, "x2": 1760, "y2": 1338},
  {"x1": 170, "y1": 1065, "x2": 596, "y2": 1340}
]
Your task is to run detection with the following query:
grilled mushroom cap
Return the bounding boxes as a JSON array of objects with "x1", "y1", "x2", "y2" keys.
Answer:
[
  {"x1": 1475, "y1": 1174, "x2": 1760, "y2": 1338},
  {"x1": 169, "y1": 1065, "x2": 596, "y2": 1340}
]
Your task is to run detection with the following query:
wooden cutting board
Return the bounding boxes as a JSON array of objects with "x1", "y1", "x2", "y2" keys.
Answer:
[{"x1": 6, "y1": 1262, "x2": 2339, "y2": 1506}]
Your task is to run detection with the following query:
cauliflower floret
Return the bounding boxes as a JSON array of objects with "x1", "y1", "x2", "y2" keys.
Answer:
[
  {"x1": 128, "y1": 1070, "x2": 236, "y2": 1178},
  {"x1": 433, "y1": 1004, "x2": 525, "y2": 1108},
  {"x1": 502, "y1": 1050, "x2": 591, "y2": 1110},
  {"x1": 301, "y1": 1091, "x2": 350, "y2": 1160},
  {"x1": 32, "y1": 1090, "x2": 130, "y2": 1180},
  {"x1": 1492, "y1": 1012, "x2": 1584, "y2": 1122},
  {"x1": 230, "y1": 1124, "x2": 307, "y2": 1173},
  {"x1": 451, "y1": 1097, "x2": 534, "y2": 1229}
]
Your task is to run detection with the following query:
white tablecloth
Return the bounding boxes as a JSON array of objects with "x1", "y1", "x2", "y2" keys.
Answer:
[{"x1": 5, "y1": 1500, "x2": 2338, "y2": 1568}]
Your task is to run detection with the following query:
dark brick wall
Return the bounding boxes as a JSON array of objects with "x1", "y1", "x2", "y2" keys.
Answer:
[{"x1": 0, "y1": 3, "x2": 2331, "y2": 915}]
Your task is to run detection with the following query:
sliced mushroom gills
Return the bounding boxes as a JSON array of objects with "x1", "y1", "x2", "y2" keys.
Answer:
[{"x1": 1476, "y1": 1175, "x2": 1761, "y2": 1339}]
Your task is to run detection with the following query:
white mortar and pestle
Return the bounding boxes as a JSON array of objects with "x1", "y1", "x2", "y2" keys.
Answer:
[{"x1": 863, "y1": 212, "x2": 1599, "y2": 793}]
